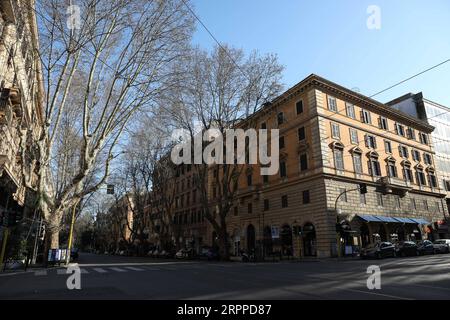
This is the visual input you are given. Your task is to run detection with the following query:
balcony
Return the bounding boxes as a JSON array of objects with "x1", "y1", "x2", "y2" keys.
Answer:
[{"x1": 377, "y1": 176, "x2": 412, "y2": 197}]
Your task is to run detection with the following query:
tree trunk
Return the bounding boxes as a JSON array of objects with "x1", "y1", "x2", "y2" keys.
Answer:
[{"x1": 218, "y1": 228, "x2": 230, "y2": 261}]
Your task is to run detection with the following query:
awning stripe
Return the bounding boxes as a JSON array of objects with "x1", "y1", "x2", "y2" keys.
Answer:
[{"x1": 357, "y1": 215, "x2": 429, "y2": 224}]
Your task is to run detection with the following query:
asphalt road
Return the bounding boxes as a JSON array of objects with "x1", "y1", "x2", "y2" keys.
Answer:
[{"x1": 1, "y1": 252, "x2": 450, "y2": 299}]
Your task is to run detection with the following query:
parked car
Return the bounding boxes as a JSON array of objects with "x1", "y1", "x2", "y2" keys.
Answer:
[
  {"x1": 433, "y1": 239, "x2": 450, "y2": 254},
  {"x1": 417, "y1": 240, "x2": 434, "y2": 255},
  {"x1": 199, "y1": 246, "x2": 220, "y2": 261},
  {"x1": 175, "y1": 248, "x2": 193, "y2": 259},
  {"x1": 360, "y1": 242, "x2": 396, "y2": 259},
  {"x1": 396, "y1": 241, "x2": 419, "y2": 257}
]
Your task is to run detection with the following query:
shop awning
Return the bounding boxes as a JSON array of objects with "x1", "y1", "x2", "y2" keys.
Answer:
[
  {"x1": 357, "y1": 215, "x2": 429, "y2": 224},
  {"x1": 358, "y1": 215, "x2": 382, "y2": 222},
  {"x1": 393, "y1": 217, "x2": 417, "y2": 224},
  {"x1": 376, "y1": 216, "x2": 398, "y2": 223},
  {"x1": 410, "y1": 218, "x2": 430, "y2": 225}
]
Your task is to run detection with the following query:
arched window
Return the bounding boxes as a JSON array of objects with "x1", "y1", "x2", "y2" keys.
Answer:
[
  {"x1": 415, "y1": 164, "x2": 427, "y2": 186},
  {"x1": 350, "y1": 147, "x2": 363, "y2": 174},
  {"x1": 402, "y1": 160, "x2": 414, "y2": 183},
  {"x1": 426, "y1": 166, "x2": 438, "y2": 188},
  {"x1": 330, "y1": 142, "x2": 345, "y2": 171},
  {"x1": 367, "y1": 151, "x2": 381, "y2": 177},
  {"x1": 385, "y1": 156, "x2": 398, "y2": 178}
]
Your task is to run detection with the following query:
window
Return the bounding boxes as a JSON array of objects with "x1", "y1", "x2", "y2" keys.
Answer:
[
  {"x1": 298, "y1": 127, "x2": 306, "y2": 141},
  {"x1": 395, "y1": 123, "x2": 405, "y2": 137},
  {"x1": 247, "y1": 174, "x2": 252, "y2": 186},
  {"x1": 263, "y1": 174, "x2": 269, "y2": 184},
  {"x1": 387, "y1": 160, "x2": 398, "y2": 178},
  {"x1": 248, "y1": 203, "x2": 253, "y2": 214},
  {"x1": 334, "y1": 148, "x2": 344, "y2": 171},
  {"x1": 406, "y1": 127, "x2": 415, "y2": 140},
  {"x1": 376, "y1": 193, "x2": 384, "y2": 207},
  {"x1": 379, "y1": 117, "x2": 388, "y2": 130},
  {"x1": 394, "y1": 195, "x2": 401, "y2": 209},
  {"x1": 384, "y1": 140, "x2": 392, "y2": 154},
  {"x1": 339, "y1": 188, "x2": 347, "y2": 202},
  {"x1": 346, "y1": 103, "x2": 355, "y2": 119},
  {"x1": 331, "y1": 123, "x2": 340, "y2": 139},
  {"x1": 412, "y1": 150, "x2": 421, "y2": 162},
  {"x1": 416, "y1": 168, "x2": 427, "y2": 186},
  {"x1": 328, "y1": 96, "x2": 337, "y2": 112},
  {"x1": 261, "y1": 122, "x2": 267, "y2": 129},
  {"x1": 419, "y1": 132, "x2": 429, "y2": 145},
  {"x1": 423, "y1": 200, "x2": 429, "y2": 211},
  {"x1": 280, "y1": 161, "x2": 287, "y2": 178},
  {"x1": 277, "y1": 112, "x2": 284, "y2": 125},
  {"x1": 264, "y1": 199, "x2": 269, "y2": 211},
  {"x1": 353, "y1": 153, "x2": 363, "y2": 174},
  {"x1": 281, "y1": 195, "x2": 288, "y2": 208},
  {"x1": 279, "y1": 136, "x2": 285, "y2": 149},
  {"x1": 360, "y1": 193, "x2": 366, "y2": 205},
  {"x1": 436, "y1": 202, "x2": 442, "y2": 213},
  {"x1": 365, "y1": 135, "x2": 377, "y2": 149},
  {"x1": 403, "y1": 164, "x2": 414, "y2": 183},
  {"x1": 398, "y1": 145, "x2": 409, "y2": 158},
  {"x1": 428, "y1": 172, "x2": 438, "y2": 188},
  {"x1": 368, "y1": 156, "x2": 381, "y2": 177},
  {"x1": 302, "y1": 190, "x2": 310, "y2": 204},
  {"x1": 424, "y1": 153, "x2": 432, "y2": 165},
  {"x1": 350, "y1": 128, "x2": 359, "y2": 144},
  {"x1": 410, "y1": 198, "x2": 416, "y2": 210},
  {"x1": 234, "y1": 206, "x2": 238, "y2": 216},
  {"x1": 361, "y1": 109, "x2": 371, "y2": 124},
  {"x1": 299, "y1": 153, "x2": 308, "y2": 171},
  {"x1": 444, "y1": 180, "x2": 450, "y2": 191},
  {"x1": 296, "y1": 100, "x2": 304, "y2": 114}
]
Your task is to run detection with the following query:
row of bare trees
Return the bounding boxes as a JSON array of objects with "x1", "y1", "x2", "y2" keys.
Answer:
[
  {"x1": 20, "y1": 0, "x2": 284, "y2": 261},
  {"x1": 106, "y1": 46, "x2": 284, "y2": 259},
  {"x1": 17, "y1": 0, "x2": 195, "y2": 262}
]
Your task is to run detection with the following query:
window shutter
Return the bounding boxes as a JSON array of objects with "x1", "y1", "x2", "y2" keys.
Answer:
[
  {"x1": 368, "y1": 161, "x2": 372, "y2": 176},
  {"x1": 365, "y1": 135, "x2": 369, "y2": 148},
  {"x1": 378, "y1": 117, "x2": 382, "y2": 129}
]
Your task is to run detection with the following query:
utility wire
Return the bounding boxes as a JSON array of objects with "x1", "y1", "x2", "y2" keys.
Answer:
[
  {"x1": 179, "y1": 0, "x2": 251, "y2": 82},
  {"x1": 370, "y1": 59, "x2": 450, "y2": 98}
]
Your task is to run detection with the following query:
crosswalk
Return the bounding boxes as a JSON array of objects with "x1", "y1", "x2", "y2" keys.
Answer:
[{"x1": 33, "y1": 264, "x2": 207, "y2": 276}]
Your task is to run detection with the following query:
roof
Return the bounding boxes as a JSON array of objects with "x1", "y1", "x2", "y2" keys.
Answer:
[{"x1": 248, "y1": 74, "x2": 435, "y2": 132}]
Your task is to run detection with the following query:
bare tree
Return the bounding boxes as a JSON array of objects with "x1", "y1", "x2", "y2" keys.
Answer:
[
  {"x1": 19, "y1": 0, "x2": 194, "y2": 259},
  {"x1": 165, "y1": 45, "x2": 284, "y2": 260}
]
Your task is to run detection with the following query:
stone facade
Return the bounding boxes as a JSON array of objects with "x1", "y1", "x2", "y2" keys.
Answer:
[{"x1": 0, "y1": 1, "x2": 43, "y2": 228}]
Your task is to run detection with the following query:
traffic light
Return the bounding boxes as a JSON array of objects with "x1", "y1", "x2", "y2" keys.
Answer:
[
  {"x1": 106, "y1": 184, "x2": 115, "y2": 195},
  {"x1": 359, "y1": 183, "x2": 367, "y2": 194}
]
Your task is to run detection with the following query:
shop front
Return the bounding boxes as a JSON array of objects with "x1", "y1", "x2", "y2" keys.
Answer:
[{"x1": 353, "y1": 215, "x2": 430, "y2": 247}]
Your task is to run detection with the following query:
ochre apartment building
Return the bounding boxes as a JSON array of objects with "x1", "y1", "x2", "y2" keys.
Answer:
[{"x1": 226, "y1": 74, "x2": 448, "y2": 258}]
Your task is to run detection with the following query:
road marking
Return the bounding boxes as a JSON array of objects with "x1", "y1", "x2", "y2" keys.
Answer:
[
  {"x1": 80, "y1": 268, "x2": 89, "y2": 274},
  {"x1": 343, "y1": 288, "x2": 413, "y2": 300},
  {"x1": 92, "y1": 268, "x2": 108, "y2": 273},
  {"x1": 34, "y1": 270, "x2": 47, "y2": 276},
  {"x1": 109, "y1": 267, "x2": 127, "y2": 272},
  {"x1": 124, "y1": 267, "x2": 144, "y2": 271}
]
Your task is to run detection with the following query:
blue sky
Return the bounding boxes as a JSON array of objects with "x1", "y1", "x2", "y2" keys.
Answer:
[{"x1": 190, "y1": 0, "x2": 450, "y2": 106}]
